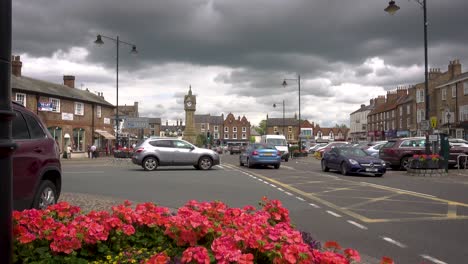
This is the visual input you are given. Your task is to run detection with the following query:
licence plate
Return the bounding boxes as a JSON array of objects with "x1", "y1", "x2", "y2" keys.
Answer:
[
  {"x1": 263, "y1": 153, "x2": 273, "y2": 156},
  {"x1": 366, "y1": 168, "x2": 378, "y2": 172}
]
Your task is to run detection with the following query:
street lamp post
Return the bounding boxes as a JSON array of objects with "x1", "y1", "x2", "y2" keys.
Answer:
[
  {"x1": 385, "y1": 0, "x2": 430, "y2": 154},
  {"x1": 282, "y1": 74, "x2": 301, "y2": 150},
  {"x1": 273, "y1": 100, "x2": 285, "y2": 135},
  {"x1": 0, "y1": 1, "x2": 16, "y2": 263},
  {"x1": 94, "y1": 34, "x2": 137, "y2": 149}
]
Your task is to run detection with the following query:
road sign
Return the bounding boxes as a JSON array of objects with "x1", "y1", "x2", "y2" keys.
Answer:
[
  {"x1": 429, "y1": 134, "x2": 438, "y2": 142},
  {"x1": 420, "y1": 120, "x2": 430, "y2": 131},
  {"x1": 125, "y1": 118, "x2": 149, "y2": 129},
  {"x1": 430, "y1": 116, "x2": 437, "y2": 129}
]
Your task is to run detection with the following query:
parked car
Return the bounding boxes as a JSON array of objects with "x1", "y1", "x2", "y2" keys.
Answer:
[
  {"x1": 12, "y1": 101, "x2": 62, "y2": 210},
  {"x1": 132, "y1": 137, "x2": 220, "y2": 171},
  {"x1": 239, "y1": 143, "x2": 281, "y2": 169},
  {"x1": 316, "y1": 142, "x2": 350, "y2": 157},
  {"x1": 379, "y1": 137, "x2": 468, "y2": 170},
  {"x1": 321, "y1": 147, "x2": 386, "y2": 177},
  {"x1": 449, "y1": 138, "x2": 468, "y2": 148},
  {"x1": 309, "y1": 143, "x2": 327, "y2": 153},
  {"x1": 228, "y1": 144, "x2": 242, "y2": 155},
  {"x1": 364, "y1": 142, "x2": 387, "y2": 157}
]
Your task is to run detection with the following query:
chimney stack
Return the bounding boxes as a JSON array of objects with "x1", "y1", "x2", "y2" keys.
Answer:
[
  {"x1": 396, "y1": 86, "x2": 408, "y2": 97},
  {"x1": 361, "y1": 104, "x2": 365, "y2": 108},
  {"x1": 386, "y1": 90, "x2": 398, "y2": 102},
  {"x1": 448, "y1": 60, "x2": 462, "y2": 79},
  {"x1": 11, "y1": 55, "x2": 22, "y2": 77},
  {"x1": 63, "y1": 75, "x2": 75, "y2": 88},
  {"x1": 180, "y1": 119, "x2": 183, "y2": 126}
]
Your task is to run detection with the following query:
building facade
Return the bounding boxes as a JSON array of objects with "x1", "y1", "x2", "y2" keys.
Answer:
[
  {"x1": 223, "y1": 113, "x2": 251, "y2": 145},
  {"x1": 11, "y1": 55, "x2": 115, "y2": 156},
  {"x1": 350, "y1": 101, "x2": 375, "y2": 142}
]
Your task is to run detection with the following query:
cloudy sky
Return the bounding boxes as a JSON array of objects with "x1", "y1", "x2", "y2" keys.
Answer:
[{"x1": 12, "y1": 0, "x2": 468, "y2": 127}]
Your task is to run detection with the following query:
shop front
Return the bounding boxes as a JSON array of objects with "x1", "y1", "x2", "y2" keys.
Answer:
[{"x1": 94, "y1": 129, "x2": 116, "y2": 157}]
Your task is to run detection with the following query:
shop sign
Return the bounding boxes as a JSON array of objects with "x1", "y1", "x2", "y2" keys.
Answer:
[{"x1": 62, "y1": 112, "x2": 73, "y2": 121}]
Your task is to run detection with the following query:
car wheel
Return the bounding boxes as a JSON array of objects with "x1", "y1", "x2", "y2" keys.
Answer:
[
  {"x1": 247, "y1": 158, "x2": 253, "y2": 168},
  {"x1": 198, "y1": 156, "x2": 213, "y2": 170},
  {"x1": 239, "y1": 158, "x2": 244, "y2": 166},
  {"x1": 340, "y1": 162, "x2": 349, "y2": 176},
  {"x1": 321, "y1": 159, "x2": 329, "y2": 172},
  {"x1": 374, "y1": 174, "x2": 383, "y2": 177},
  {"x1": 143, "y1": 157, "x2": 158, "y2": 171},
  {"x1": 400, "y1": 157, "x2": 410, "y2": 171},
  {"x1": 194, "y1": 165, "x2": 200, "y2": 170},
  {"x1": 32, "y1": 180, "x2": 58, "y2": 209},
  {"x1": 274, "y1": 163, "x2": 280, "y2": 169}
]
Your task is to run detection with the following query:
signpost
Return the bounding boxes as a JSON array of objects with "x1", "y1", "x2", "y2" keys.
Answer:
[
  {"x1": 430, "y1": 116, "x2": 437, "y2": 129},
  {"x1": 125, "y1": 118, "x2": 149, "y2": 129},
  {"x1": 420, "y1": 120, "x2": 430, "y2": 131}
]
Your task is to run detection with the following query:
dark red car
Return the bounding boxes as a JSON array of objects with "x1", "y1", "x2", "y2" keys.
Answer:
[
  {"x1": 379, "y1": 137, "x2": 468, "y2": 170},
  {"x1": 12, "y1": 102, "x2": 62, "y2": 210}
]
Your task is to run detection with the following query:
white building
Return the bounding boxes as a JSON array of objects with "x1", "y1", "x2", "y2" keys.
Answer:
[{"x1": 349, "y1": 100, "x2": 375, "y2": 142}]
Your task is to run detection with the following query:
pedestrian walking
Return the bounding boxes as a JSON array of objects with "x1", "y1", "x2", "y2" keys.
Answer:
[
  {"x1": 66, "y1": 145, "x2": 72, "y2": 159},
  {"x1": 91, "y1": 144, "x2": 97, "y2": 158},
  {"x1": 87, "y1": 145, "x2": 91, "y2": 158}
]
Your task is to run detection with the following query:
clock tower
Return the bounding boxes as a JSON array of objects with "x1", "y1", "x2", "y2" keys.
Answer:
[{"x1": 183, "y1": 86, "x2": 197, "y2": 143}]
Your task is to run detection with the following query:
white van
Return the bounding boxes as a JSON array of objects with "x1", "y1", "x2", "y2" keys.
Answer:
[{"x1": 260, "y1": 135, "x2": 289, "y2": 162}]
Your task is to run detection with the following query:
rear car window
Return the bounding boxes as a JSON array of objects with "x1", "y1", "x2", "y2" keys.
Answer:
[
  {"x1": 23, "y1": 113, "x2": 46, "y2": 139},
  {"x1": 150, "y1": 140, "x2": 172, "y2": 148},
  {"x1": 12, "y1": 110, "x2": 30, "y2": 140},
  {"x1": 256, "y1": 144, "x2": 276, "y2": 150}
]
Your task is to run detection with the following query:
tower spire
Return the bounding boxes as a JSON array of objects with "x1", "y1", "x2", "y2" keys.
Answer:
[{"x1": 188, "y1": 85, "x2": 192, "y2": 95}]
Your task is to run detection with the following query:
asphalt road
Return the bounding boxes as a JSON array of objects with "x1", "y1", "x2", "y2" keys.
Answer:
[{"x1": 61, "y1": 155, "x2": 468, "y2": 264}]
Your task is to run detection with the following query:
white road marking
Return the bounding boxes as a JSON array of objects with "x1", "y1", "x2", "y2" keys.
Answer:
[
  {"x1": 257, "y1": 178, "x2": 264, "y2": 182},
  {"x1": 381, "y1": 236, "x2": 407, "y2": 248},
  {"x1": 296, "y1": 196, "x2": 305, "y2": 201},
  {"x1": 284, "y1": 192, "x2": 293, "y2": 196},
  {"x1": 347, "y1": 220, "x2": 368, "y2": 230},
  {"x1": 277, "y1": 188, "x2": 285, "y2": 192},
  {"x1": 360, "y1": 182, "x2": 436, "y2": 198},
  {"x1": 420, "y1": 255, "x2": 447, "y2": 264},
  {"x1": 326, "y1": 210, "x2": 342, "y2": 217},
  {"x1": 309, "y1": 203, "x2": 321, "y2": 208},
  {"x1": 270, "y1": 184, "x2": 277, "y2": 188},
  {"x1": 281, "y1": 165, "x2": 295, "y2": 170},
  {"x1": 66, "y1": 171, "x2": 104, "y2": 174},
  {"x1": 252, "y1": 176, "x2": 257, "y2": 179}
]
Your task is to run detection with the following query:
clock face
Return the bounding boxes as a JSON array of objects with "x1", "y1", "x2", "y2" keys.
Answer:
[{"x1": 186, "y1": 101, "x2": 192, "y2": 107}]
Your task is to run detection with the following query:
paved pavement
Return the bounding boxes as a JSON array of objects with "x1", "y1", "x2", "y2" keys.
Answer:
[{"x1": 60, "y1": 155, "x2": 468, "y2": 263}]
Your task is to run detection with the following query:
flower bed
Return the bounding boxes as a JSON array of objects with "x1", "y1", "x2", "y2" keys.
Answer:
[
  {"x1": 13, "y1": 197, "x2": 392, "y2": 263},
  {"x1": 409, "y1": 154, "x2": 441, "y2": 169}
]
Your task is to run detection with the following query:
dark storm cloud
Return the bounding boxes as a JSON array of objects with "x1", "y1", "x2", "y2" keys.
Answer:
[{"x1": 13, "y1": 0, "x2": 468, "y2": 73}]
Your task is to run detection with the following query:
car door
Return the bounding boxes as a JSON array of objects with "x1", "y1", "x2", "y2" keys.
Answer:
[
  {"x1": 172, "y1": 140, "x2": 198, "y2": 165},
  {"x1": 149, "y1": 140, "x2": 174, "y2": 165},
  {"x1": 241, "y1": 145, "x2": 252, "y2": 163},
  {"x1": 327, "y1": 148, "x2": 340, "y2": 169},
  {"x1": 12, "y1": 110, "x2": 49, "y2": 203}
]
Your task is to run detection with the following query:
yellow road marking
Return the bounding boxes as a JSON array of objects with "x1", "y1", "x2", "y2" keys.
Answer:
[
  {"x1": 447, "y1": 203, "x2": 458, "y2": 218},
  {"x1": 344, "y1": 193, "x2": 402, "y2": 209},
  {"x1": 223, "y1": 163, "x2": 468, "y2": 223},
  {"x1": 315, "y1": 187, "x2": 357, "y2": 194},
  {"x1": 351, "y1": 208, "x2": 447, "y2": 217}
]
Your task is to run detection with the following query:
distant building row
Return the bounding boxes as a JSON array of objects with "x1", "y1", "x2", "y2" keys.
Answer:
[
  {"x1": 265, "y1": 114, "x2": 349, "y2": 145},
  {"x1": 349, "y1": 59, "x2": 468, "y2": 141}
]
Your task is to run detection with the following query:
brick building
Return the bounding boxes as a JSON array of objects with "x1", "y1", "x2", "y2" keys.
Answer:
[
  {"x1": 11, "y1": 56, "x2": 115, "y2": 157},
  {"x1": 223, "y1": 113, "x2": 251, "y2": 145},
  {"x1": 350, "y1": 102, "x2": 375, "y2": 142},
  {"x1": 194, "y1": 114, "x2": 224, "y2": 143},
  {"x1": 434, "y1": 60, "x2": 468, "y2": 139}
]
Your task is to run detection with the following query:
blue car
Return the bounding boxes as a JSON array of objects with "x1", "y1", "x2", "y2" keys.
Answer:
[
  {"x1": 239, "y1": 143, "x2": 281, "y2": 169},
  {"x1": 321, "y1": 147, "x2": 386, "y2": 177}
]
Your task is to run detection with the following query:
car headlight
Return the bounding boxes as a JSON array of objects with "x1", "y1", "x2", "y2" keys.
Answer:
[{"x1": 349, "y1": 159, "x2": 359, "y2": 165}]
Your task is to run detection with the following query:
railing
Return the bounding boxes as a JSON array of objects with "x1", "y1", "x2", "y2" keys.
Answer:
[{"x1": 457, "y1": 154, "x2": 468, "y2": 170}]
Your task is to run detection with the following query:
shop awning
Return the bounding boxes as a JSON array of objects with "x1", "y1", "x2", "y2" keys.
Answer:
[{"x1": 95, "y1": 130, "x2": 116, "y2": 139}]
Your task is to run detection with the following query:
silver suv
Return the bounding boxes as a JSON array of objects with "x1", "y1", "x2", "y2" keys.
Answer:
[{"x1": 132, "y1": 137, "x2": 220, "y2": 171}]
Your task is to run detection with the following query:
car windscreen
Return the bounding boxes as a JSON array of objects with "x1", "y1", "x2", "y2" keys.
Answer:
[
  {"x1": 339, "y1": 148, "x2": 368, "y2": 157},
  {"x1": 382, "y1": 141, "x2": 396, "y2": 148},
  {"x1": 266, "y1": 138, "x2": 287, "y2": 146}
]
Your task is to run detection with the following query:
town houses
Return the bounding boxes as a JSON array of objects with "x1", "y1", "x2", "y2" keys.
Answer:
[{"x1": 350, "y1": 59, "x2": 468, "y2": 141}]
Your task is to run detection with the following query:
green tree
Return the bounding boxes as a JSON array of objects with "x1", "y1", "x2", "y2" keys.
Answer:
[
  {"x1": 195, "y1": 134, "x2": 207, "y2": 147},
  {"x1": 255, "y1": 120, "x2": 267, "y2": 135},
  {"x1": 335, "y1": 123, "x2": 348, "y2": 129}
]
